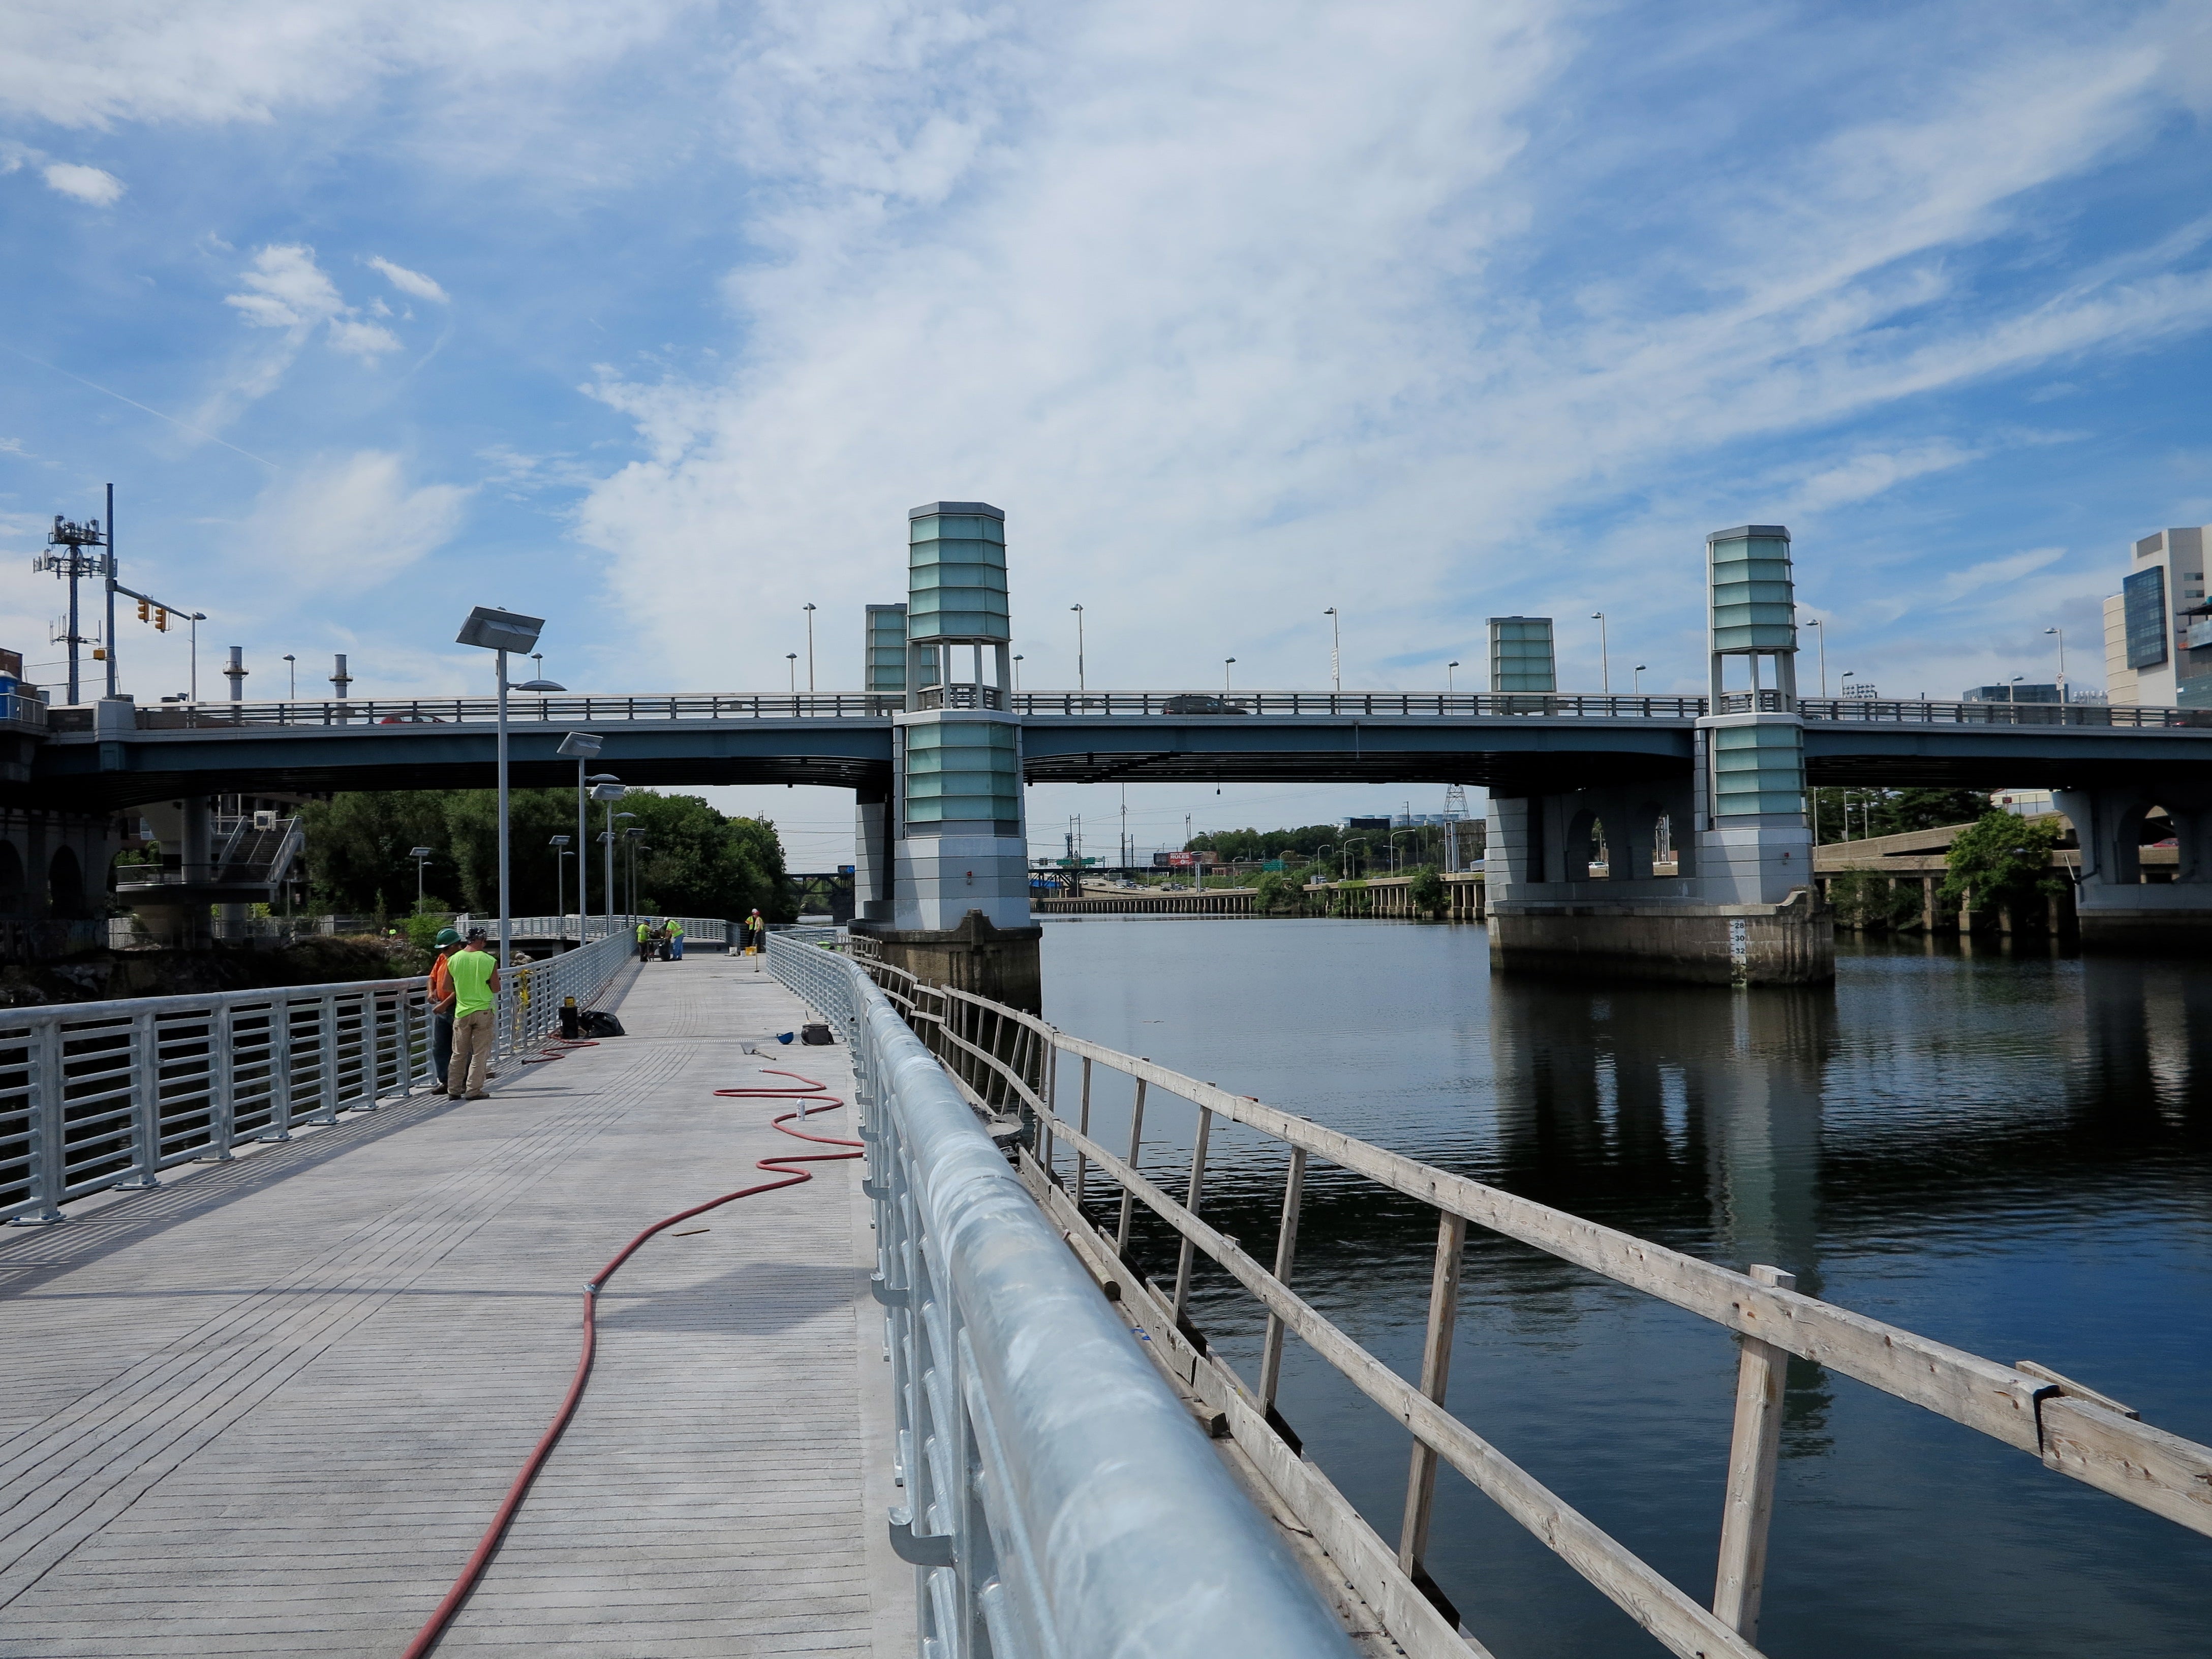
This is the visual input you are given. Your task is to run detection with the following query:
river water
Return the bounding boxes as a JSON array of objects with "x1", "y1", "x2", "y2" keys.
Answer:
[{"x1": 1038, "y1": 917, "x2": 2211, "y2": 1659}]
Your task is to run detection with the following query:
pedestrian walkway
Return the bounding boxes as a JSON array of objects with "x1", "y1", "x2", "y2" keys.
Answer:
[{"x1": 0, "y1": 953, "x2": 911, "y2": 1657}]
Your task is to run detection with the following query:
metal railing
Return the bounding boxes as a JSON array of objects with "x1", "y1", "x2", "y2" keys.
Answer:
[
  {"x1": 765, "y1": 933, "x2": 1355, "y2": 1658},
  {"x1": 452, "y1": 914, "x2": 728, "y2": 945},
  {"x1": 1, "y1": 929, "x2": 631, "y2": 1225},
  {"x1": 836, "y1": 950, "x2": 2212, "y2": 1659},
  {"x1": 44, "y1": 688, "x2": 2212, "y2": 733}
]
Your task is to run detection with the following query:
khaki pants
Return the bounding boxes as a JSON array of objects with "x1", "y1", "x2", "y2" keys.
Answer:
[{"x1": 449, "y1": 1008, "x2": 495, "y2": 1097}]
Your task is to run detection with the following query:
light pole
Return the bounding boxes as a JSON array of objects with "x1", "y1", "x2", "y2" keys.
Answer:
[
  {"x1": 803, "y1": 603, "x2": 816, "y2": 693},
  {"x1": 598, "y1": 794, "x2": 630, "y2": 933},
  {"x1": 284, "y1": 655, "x2": 296, "y2": 699},
  {"x1": 1070, "y1": 605, "x2": 1086, "y2": 693},
  {"x1": 1324, "y1": 607, "x2": 1340, "y2": 694},
  {"x1": 410, "y1": 846, "x2": 433, "y2": 910},
  {"x1": 455, "y1": 606, "x2": 545, "y2": 969},
  {"x1": 1446, "y1": 660, "x2": 1459, "y2": 694},
  {"x1": 786, "y1": 652, "x2": 797, "y2": 694},
  {"x1": 1591, "y1": 612, "x2": 1609, "y2": 694},
  {"x1": 559, "y1": 731, "x2": 606, "y2": 928},
  {"x1": 1633, "y1": 663, "x2": 1647, "y2": 692},
  {"x1": 2045, "y1": 626, "x2": 2066, "y2": 698},
  {"x1": 550, "y1": 835, "x2": 571, "y2": 926},
  {"x1": 624, "y1": 826, "x2": 646, "y2": 920},
  {"x1": 1012, "y1": 654, "x2": 1023, "y2": 693},
  {"x1": 1805, "y1": 617, "x2": 1828, "y2": 698},
  {"x1": 1223, "y1": 656, "x2": 1236, "y2": 693}
]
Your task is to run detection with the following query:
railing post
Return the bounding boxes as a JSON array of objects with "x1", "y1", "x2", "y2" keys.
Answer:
[
  {"x1": 1397, "y1": 1210, "x2": 1467, "y2": 1576},
  {"x1": 357, "y1": 987, "x2": 382, "y2": 1111},
  {"x1": 1171, "y1": 1105, "x2": 1212, "y2": 1322},
  {"x1": 396, "y1": 987, "x2": 416, "y2": 1098},
  {"x1": 1115, "y1": 1078, "x2": 1147, "y2": 1257},
  {"x1": 316, "y1": 994, "x2": 339, "y2": 1124},
  {"x1": 203, "y1": 1002, "x2": 236, "y2": 1162},
  {"x1": 1257, "y1": 1146, "x2": 1307, "y2": 1413},
  {"x1": 11, "y1": 1018, "x2": 66, "y2": 1224},
  {"x1": 1073, "y1": 1056, "x2": 1093, "y2": 1210},
  {"x1": 268, "y1": 995, "x2": 295, "y2": 1141},
  {"x1": 117, "y1": 1009, "x2": 161, "y2": 1189},
  {"x1": 1035, "y1": 1037, "x2": 1057, "y2": 1180},
  {"x1": 1712, "y1": 1262, "x2": 1795, "y2": 1642}
]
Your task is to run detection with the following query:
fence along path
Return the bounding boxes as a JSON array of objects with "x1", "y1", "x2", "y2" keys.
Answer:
[{"x1": 847, "y1": 949, "x2": 2212, "y2": 1659}]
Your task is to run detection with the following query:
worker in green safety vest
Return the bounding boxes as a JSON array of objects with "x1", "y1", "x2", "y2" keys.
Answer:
[
  {"x1": 635, "y1": 919, "x2": 652, "y2": 963},
  {"x1": 669, "y1": 918, "x2": 685, "y2": 960}
]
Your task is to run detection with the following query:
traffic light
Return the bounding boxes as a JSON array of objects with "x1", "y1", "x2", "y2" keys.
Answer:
[
  {"x1": 137, "y1": 599, "x2": 150, "y2": 623},
  {"x1": 154, "y1": 607, "x2": 169, "y2": 633}
]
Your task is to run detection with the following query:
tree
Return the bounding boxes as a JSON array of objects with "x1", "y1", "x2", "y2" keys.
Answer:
[
  {"x1": 1940, "y1": 810, "x2": 2065, "y2": 916},
  {"x1": 1812, "y1": 786, "x2": 1992, "y2": 844},
  {"x1": 1251, "y1": 870, "x2": 1306, "y2": 914},
  {"x1": 1407, "y1": 866, "x2": 1446, "y2": 914}
]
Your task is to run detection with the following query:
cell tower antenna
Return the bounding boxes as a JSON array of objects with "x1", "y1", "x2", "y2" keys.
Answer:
[{"x1": 39, "y1": 507, "x2": 113, "y2": 704}]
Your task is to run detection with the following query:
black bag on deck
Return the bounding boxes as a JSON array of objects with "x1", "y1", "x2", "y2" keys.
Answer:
[
  {"x1": 800, "y1": 1022, "x2": 834, "y2": 1046},
  {"x1": 582, "y1": 1010, "x2": 627, "y2": 1038}
]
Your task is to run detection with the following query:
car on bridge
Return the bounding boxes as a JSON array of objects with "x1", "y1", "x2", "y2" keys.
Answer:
[{"x1": 1161, "y1": 694, "x2": 1251, "y2": 715}]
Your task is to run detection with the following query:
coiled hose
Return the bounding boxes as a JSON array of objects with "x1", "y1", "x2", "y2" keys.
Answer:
[{"x1": 400, "y1": 1069, "x2": 862, "y2": 1656}]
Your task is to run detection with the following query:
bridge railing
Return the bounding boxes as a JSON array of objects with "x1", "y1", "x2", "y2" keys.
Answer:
[
  {"x1": 453, "y1": 914, "x2": 729, "y2": 946},
  {"x1": 46, "y1": 692, "x2": 907, "y2": 731},
  {"x1": 830, "y1": 953, "x2": 2212, "y2": 1659},
  {"x1": 766, "y1": 932, "x2": 1354, "y2": 1659},
  {"x1": 0, "y1": 930, "x2": 631, "y2": 1225}
]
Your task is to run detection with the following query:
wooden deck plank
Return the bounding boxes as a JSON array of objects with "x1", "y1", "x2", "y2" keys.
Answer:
[{"x1": 0, "y1": 954, "x2": 911, "y2": 1657}]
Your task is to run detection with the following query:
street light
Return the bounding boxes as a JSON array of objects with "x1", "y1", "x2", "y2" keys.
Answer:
[
  {"x1": 284, "y1": 655, "x2": 296, "y2": 699},
  {"x1": 1591, "y1": 612, "x2": 1610, "y2": 694},
  {"x1": 1070, "y1": 605, "x2": 1086, "y2": 693},
  {"x1": 1012, "y1": 653, "x2": 1023, "y2": 693},
  {"x1": 593, "y1": 786, "x2": 627, "y2": 933},
  {"x1": 1446, "y1": 660, "x2": 1459, "y2": 694},
  {"x1": 549, "y1": 834, "x2": 572, "y2": 929},
  {"x1": 559, "y1": 732, "x2": 606, "y2": 930},
  {"x1": 1633, "y1": 663, "x2": 1647, "y2": 692},
  {"x1": 786, "y1": 652, "x2": 797, "y2": 694},
  {"x1": 409, "y1": 846, "x2": 434, "y2": 910},
  {"x1": 623, "y1": 825, "x2": 647, "y2": 921},
  {"x1": 1324, "y1": 607, "x2": 1340, "y2": 694},
  {"x1": 1224, "y1": 656, "x2": 1236, "y2": 693},
  {"x1": 804, "y1": 602, "x2": 816, "y2": 693},
  {"x1": 454, "y1": 604, "x2": 545, "y2": 968},
  {"x1": 2045, "y1": 626, "x2": 2066, "y2": 698},
  {"x1": 1804, "y1": 617, "x2": 1828, "y2": 698}
]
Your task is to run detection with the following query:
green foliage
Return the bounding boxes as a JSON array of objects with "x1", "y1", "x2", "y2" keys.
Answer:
[
  {"x1": 1187, "y1": 824, "x2": 1340, "y2": 861},
  {"x1": 1811, "y1": 787, "x2": 1992, "y2": 845},
  {"x1": 1407, "y1": 865, "x2": 1446, "y2": 913},
  {"x1": 301, "y1": 788, "x2": 789, "y2": 920},
  {"x1": 1825, "y1": 870, "x2": 1925, "y2": 931},
  {"x1": 1251, "y1": 870, "x2": 1307, "y2": 914},
  {"x1": 403, "y1": 911, "x2": 448, "y2": 951},
  {"x1": 1940, "y1": 811, "x2": 2066, "y2": 914}
]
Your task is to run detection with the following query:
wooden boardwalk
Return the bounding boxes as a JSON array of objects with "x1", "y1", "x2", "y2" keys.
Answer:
[{"x1": 0, "y1": 954, "x2": 912, "y2": 1657}]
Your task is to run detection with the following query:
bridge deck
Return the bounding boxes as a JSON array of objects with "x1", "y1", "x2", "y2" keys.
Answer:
[{"x1": 0, "y1": 957, "x2": 909, "y2": 1657}]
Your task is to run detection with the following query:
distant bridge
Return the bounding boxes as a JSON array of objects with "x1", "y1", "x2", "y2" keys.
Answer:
[{"x1": 15, "y1": 688, "x2": 2212, "y2": 812}]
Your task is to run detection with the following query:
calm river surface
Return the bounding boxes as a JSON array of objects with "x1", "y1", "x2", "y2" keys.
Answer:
[{"x1": 1037, "y1": 917, "x2": 2211, "y2": 1659}]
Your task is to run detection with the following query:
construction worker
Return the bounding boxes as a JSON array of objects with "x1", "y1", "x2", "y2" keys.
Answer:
[
  {"x1": 444, "y1": 929, "x2": 500, "y2": 1100},
  {"x1": 668, "y1": 917, "x2": 685, "y2": 960},
  {"x1": 636, "y1": 917, "x2": 652, "y2": 963},
  {"x1": 427, "y1": 927, "x2": 462, "y2": 1090}
]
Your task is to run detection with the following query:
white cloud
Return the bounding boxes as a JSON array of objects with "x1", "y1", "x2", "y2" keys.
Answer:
[
  {"x1": 41, "y1": 162, "x2": 124, "y2": 205},
  {"x1": 366, "y1": 255, "x2": 448, "y2": 304},
  {"x1": 566, "y1": 2, "x2": 2212, "y2": 690},
  {"x1": 225, "y1": 244, "x2": 346, "y2": 331},
  {"x1": 327, "y1": 318, "x2": 404, "y2": 358},
  {"x1": 236, "y1": 451, "x2": 472, "y2": 592}
]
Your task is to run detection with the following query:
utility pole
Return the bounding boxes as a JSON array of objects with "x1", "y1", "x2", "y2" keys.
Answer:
[
  {"x1": 1070, "y1": 605, "x2": 1086, "y2": 693},
  {"x1": 103, "y1": 484, "x2": 116, "y2": 698},
  {"x1": 1324, "y1": 608, "x2": 1340, "y2": 694},
  {"x1": 1591, "y1": 611, "x2": 1610, "y2": 694},
  {"x1": 40, "y1": 508, "x2": 110, "y2": 704},
  {"x1": 804, "y1": 602, "x2": 816, "y2": 693}
]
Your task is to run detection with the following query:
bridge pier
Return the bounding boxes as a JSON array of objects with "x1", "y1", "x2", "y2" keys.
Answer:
[
  {"x1": 2054, "y1": 784, "x2": 2212, "y2": 951},
  {"x1": 1485, "y1": 527, "x2": 1832, "y2": 987}
]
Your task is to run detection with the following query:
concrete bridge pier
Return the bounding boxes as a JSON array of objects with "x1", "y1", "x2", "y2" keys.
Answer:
[
  {"x1": 849, "y1": 501, "x2": 1042, "y2": 1013},
  {"x1": 2054, "y1": 784, "x2": 2212, "y2": 951},
  {"x1": 1485, "y1": 527, "x2": 1833, "y2": 987}
]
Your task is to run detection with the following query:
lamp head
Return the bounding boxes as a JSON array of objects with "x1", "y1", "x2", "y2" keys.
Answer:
[
  {"x1": 558, "y1": 731, "x2": 604, "y2": 760},
  {"x1": 455, "y1": 605, "x2": 544, "y2": 655},
  {"x1": 516, "y1": 678, "x2": 566, "y2": 692},
  {"x1": 549, "y1": 835, "x2": 571, "y2": 847}
]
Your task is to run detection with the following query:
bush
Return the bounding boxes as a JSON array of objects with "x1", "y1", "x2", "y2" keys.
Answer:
[
  {"x1": 1252, "y1": 870, "x2": 1306, "y2": 914},
  {"x1": 1407, "y1": 866, "x2": 1446, "y2": 914},
  {"x1": 1941, "y1": 811, "x2": 2066, "y2": 915}
]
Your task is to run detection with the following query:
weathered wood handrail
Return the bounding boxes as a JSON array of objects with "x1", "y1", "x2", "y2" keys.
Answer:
[{"x1": 845, "y1": 947, "x2": 2212, "y2": 1657}]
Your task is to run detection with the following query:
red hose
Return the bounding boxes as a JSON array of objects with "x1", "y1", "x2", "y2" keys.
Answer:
[{"x1": 399, "y1": 1069, "x2": 862, "y2": 1657}]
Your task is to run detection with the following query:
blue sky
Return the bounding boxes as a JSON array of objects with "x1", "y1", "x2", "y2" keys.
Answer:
[{"x1": 3, "y1": 1, "x2": 2210, "y2": 866}]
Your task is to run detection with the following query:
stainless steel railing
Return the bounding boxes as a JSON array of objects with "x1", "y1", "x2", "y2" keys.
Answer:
[
  {"x1": 765, "y1": 932, "x2": 1353, "y2": 1659},
  {"x1": 1, "y1": 930, "x2": 631, "y2": 1225},
  {"x1": 844, "y1": 954, "x2": 2212, "y2": 1659}
]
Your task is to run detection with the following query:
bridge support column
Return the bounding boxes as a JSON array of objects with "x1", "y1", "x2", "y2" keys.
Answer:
[
  {"x1": 848, "y1": 501, "x2": 1041, "y2": 1015},
  {"x1": 2054, "y1": 785, "x2": 2212, "y2": 952},
  {"x1": 1485, "y1": 527, "x2": 1831, "y2": 986}
]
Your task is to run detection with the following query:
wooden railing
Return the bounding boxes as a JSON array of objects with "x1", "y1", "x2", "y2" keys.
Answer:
[{"x1": 847, "y1": 948, "x2": 2212, "y2": 1659}]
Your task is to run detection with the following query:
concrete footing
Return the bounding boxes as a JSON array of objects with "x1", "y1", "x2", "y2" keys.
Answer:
[
  {"x1": 850, "y1": 907, "x2": 1043, "y2": 1013},
  {"x1": 1488, "y1": 887, "x2": 1833, "y2": 986}
]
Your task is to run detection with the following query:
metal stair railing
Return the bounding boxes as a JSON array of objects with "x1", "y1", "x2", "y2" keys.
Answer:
[{"x1": 765, "y1": 931, "x2": 1355, "y2": 1659}]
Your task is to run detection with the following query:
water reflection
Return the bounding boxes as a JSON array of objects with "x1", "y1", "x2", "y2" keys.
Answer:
[{"x1": 1041, "y1": 920, "x2": 2212, "y2": 1659}]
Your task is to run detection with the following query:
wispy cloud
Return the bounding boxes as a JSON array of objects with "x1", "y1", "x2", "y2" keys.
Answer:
[
  {"x1": 40, "y1": 162, "x2": 123, "y2": 205},
  {"x1": 366, "y1": 255, "x2": 448, "y2": 304},
  {"x1": 233, "y1": 450, "x2": 471, "y2": 594}
]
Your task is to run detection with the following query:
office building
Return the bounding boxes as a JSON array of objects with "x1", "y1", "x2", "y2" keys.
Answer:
[{"x1": 2102, "y1": 527, "x2": 2210, "y2": 706}]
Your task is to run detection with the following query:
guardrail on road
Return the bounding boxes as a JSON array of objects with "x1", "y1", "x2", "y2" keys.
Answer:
[{"x1": 1, "y1": 929, "x2": 631, "y2": 1226}]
